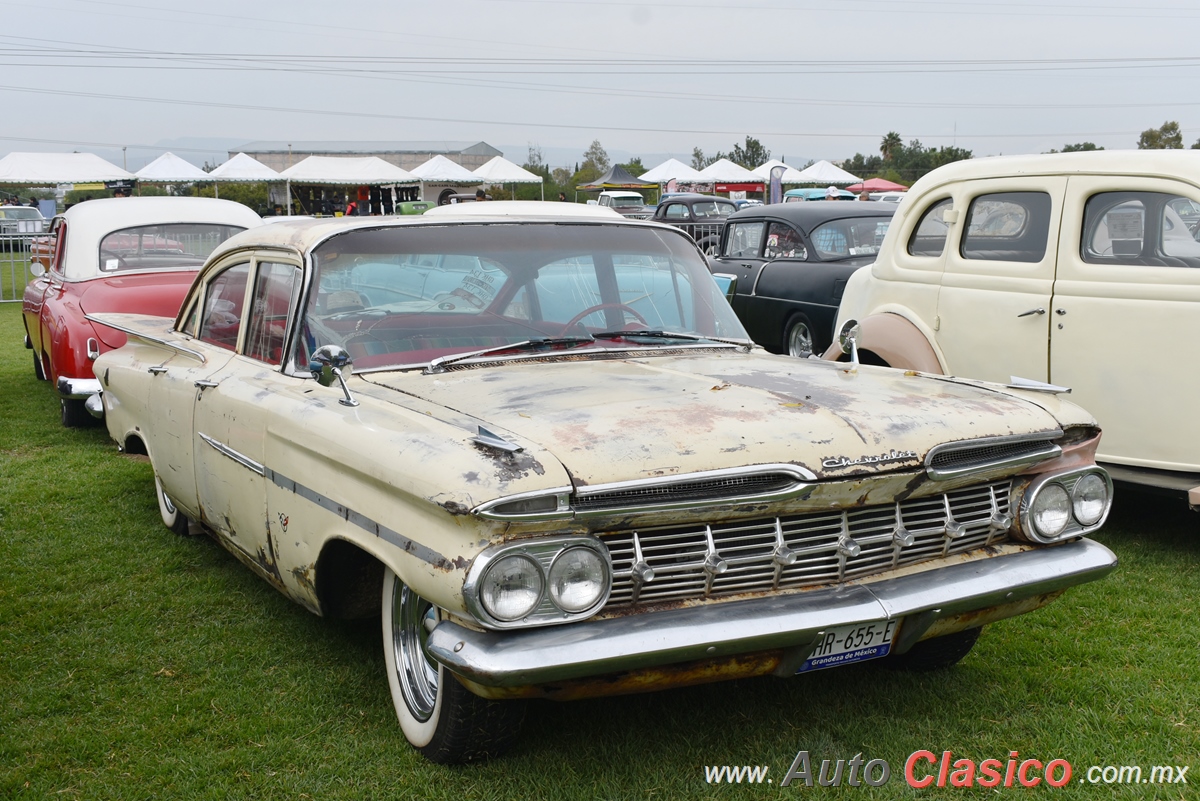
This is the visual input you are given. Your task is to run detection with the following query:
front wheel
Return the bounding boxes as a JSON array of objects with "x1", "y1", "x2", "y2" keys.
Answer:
[
  {"x1": 155, "y1": 474, "x2": 192, "y2": 536},
  {"x1": 784, "y1": 315, "x2": 815, "y2": 359},
  {"x1": 382, "y1": 568, "x2": 524, "y2": 763}
]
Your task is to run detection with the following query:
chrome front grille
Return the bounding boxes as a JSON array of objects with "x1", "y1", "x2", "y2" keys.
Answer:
[{"x1": 601, "y1": 481, "x2": 1012, "y2": 608}]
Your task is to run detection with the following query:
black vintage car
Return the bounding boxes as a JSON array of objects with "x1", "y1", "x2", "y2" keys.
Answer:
[
  {"x1": 650, "y1": 193, "x2": 738, "y2": 255},
  {"x1": 708, "y1": 201, "x2": 895, "y2": 357}
]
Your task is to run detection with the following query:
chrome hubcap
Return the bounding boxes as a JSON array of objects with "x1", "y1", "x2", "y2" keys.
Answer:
[
  {"x1": 391, "y1": 580, "x2": 439, "y2": 721},
  {"x1": 788, "y1": 322, "x2": 813, "y2": 358}
]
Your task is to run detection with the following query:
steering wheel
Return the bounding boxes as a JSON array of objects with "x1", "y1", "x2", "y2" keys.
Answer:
[{"x1": 559, "y1": 303, "x2": 648, "y2": 335}]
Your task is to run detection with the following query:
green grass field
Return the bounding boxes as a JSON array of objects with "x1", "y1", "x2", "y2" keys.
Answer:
[{"x1": 1, "y1": 301, "x2": 1196, "y2": 799}]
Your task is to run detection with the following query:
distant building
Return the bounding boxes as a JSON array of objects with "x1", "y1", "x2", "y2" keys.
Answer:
[{"x1": 231, "y1": 141, "x2": 503, "y2": 172}]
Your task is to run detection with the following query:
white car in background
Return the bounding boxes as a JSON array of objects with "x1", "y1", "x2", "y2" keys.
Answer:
[{"x1": 827, "y1": 150, "x2": 1200, "y2": 508}]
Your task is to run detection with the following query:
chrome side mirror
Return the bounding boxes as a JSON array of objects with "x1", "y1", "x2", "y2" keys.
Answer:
[
  {"x1": 838, "y1": 321, "x2": 861, "y2": 370},
  {"x1": 309, "y1": 345, "x2": 359, "y2": 407},
  {"x1": 29, "y1": 263, "x2": 46, "y2": 278}
]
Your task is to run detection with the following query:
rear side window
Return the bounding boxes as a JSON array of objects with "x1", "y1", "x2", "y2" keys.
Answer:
[
  {"x1": 907, "y1": 199, "x2": 953, "y2": 257},
  {"x1": 960, "y1": 192, "x2": 1051, "y2": 263},
  {"x1": 98, "y1": 223, "x2": 245, "y2": 273},
  {"x1": 1082, "y1": 191, "x2": 1200, "y2": 267}
]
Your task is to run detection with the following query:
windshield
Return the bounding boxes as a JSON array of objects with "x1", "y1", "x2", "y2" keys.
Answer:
[
  {"x1": 301, "y1": 222, "x2": 748, "y2": 370},
  {"x1": 608, "y1": 195, "x2": 644, "y2": 208},
  {"x1": 99, "y1": 223, "x2": 247, "y2": 273},
  {"x1": 0, "y1": 207, "x2": 42, "y2": 219}
]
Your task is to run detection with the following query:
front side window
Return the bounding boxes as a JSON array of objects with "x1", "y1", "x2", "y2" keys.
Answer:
[
  {"x1": 723, "y1": 221, "x2": 765, "y2": 258},
  {"x1": 301, "y1": 224, "x2": 745, "y2": 370},
  {"x1": 764, "y1": 222, "x2": 806, "y2": 260},
  {"x1": 960, "y1": 191, "x2": 1051, "y2": 263},
  {"x1": 1082, "y1": 191, "x2": 1200, "y2": 266},
  {"x1": 245, "y1": 262, "x2": 299, "y2": 365},
  {"x1": 664, "y1": 204, "x2": 690, "y2": 221},
  {"x1": 98, "y1": 223, "x2": 246, "y2": 273},
  {"x1": 810, "y1": 217, "x2": 892, "y2": 260},
  {"x1": 198, "y1": 263, "x2": 250, "y2": 351}
]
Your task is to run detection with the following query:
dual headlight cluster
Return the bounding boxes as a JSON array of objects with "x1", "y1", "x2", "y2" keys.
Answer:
[
  {"x1": 464, "y1": 537, "x2": 612, "y2": 629},
  {"x1": 1018, "y1": 467, "x2": 1112, "y2": 543}
]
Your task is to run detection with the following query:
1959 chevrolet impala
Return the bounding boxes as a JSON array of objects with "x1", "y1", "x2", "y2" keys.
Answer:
[{"x1": 88, "y1": 202, "x2": 1117, "y2": 763}]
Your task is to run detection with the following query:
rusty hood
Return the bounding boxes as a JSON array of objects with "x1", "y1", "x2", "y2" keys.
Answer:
[{"x1": 359, "y1": 350, "x2": 1070, "y2": 487}]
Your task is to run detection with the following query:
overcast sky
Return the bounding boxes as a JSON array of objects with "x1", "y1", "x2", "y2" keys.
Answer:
[{"x1": 2, "y1": 0, "x2": 1200, "y2": 171}]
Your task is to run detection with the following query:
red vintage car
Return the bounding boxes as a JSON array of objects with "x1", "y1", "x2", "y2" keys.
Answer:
[{"x1": 22, "y1": 197, "x2": 262, "y2": 426}]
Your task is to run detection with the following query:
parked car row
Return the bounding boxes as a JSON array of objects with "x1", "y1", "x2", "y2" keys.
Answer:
[{"x1": 14, "y1": 194, "x2": 1122, "y2": 764}]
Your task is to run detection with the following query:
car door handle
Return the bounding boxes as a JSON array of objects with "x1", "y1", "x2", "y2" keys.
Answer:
[
  {"x1": 1017, "y1": 308, "x2": 1046, "y2": 317},
  {"x1": 147, "y1": 366, "x2": 168, "y2": 374},
  {"x1": 194, "y1": 380, "x2": 219, "y2": 389}
]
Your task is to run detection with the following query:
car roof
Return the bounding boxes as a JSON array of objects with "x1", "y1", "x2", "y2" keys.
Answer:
[
  {"x1": 58, "y1": 197, "x2": 264, "y2": 280},
  {"x1": 659, "y1": 193, "x2": 734, "y2": 202},
  {"x1": 908, "y1": 149, "x2": 1200, "y2": 193},
  {"x1": 727, "y1": 200, "x2": 896, "y2": 227},
  {"x1": 203, "y1": 203, "x2": 667, "y2": 261}
]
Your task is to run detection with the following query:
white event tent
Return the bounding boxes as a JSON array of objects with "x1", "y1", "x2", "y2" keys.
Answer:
[
  {"x1": 752, "y1": 159, "x2": 809, "y2": 184},
  {"x1": 0, "y1": 152, "x2": 133, "y2": 185},
  {"x1": 697, "y1": 158, "x2": 764, "y2": 184},
  {"x1": 134, "y1": 152, "x2": 208, "y2": 183},
  {"x1": 472, "y1": 156, "x2": 543, "y2": 200},
  {"x1": 209, "y1": 153, "x2": 282, "y2": 182},
  {"x1": 639, "y1": 158, "x2": 704, "y2": 185},
  {"x1": 790, "y1": 159, "x2": 862, "y2": 185},
  {"x1": 412, "y1": 155, "x2": 482, "y2": 203},
  {"x1": 279, "y1": 156, "x2": 419, "y2": 215}
]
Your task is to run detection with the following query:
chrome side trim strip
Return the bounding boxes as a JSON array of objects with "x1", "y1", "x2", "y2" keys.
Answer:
[
  {"x1": 83, "y1": 314, "x2": 207, "y2": 363},
  {"x1": 198, "y1": 432, "x2": 266, "y2": 476},
  {"x1": 427, "y1": 539, "x2": 1117, "y2": 687},
  {"x1": 265, "y1": 467, "x2": 454, "y2": 570}
]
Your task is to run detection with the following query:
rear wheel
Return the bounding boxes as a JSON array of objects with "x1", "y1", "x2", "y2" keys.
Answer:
[
  {"x1": 382, "y1": 568, "x2": 524, "y2": 763},
  {"x1": 784, "y1": 315, "x2": 815, "y2": 358},
  {"x1": 33, "y1": 352, "x2": 45, "y2": 381},
  {"x1": 890, "y1": 627, "x2": 981, "y2": 671},
  {"x1": 155, "y1": 474, "x2": 192, "y2": 536}
]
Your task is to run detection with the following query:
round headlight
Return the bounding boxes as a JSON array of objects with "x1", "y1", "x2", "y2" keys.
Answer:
[
  {"x1": 1031, "y1": 482, "x2": 1071, "y2": 539},
  {"x1": 1071, "y1": 472, "x2": 1108, "y2": 526},
  {"x1": 548, "y1": 547, "x2": 607, "y2": 613},
  {"x1": 480, "y1": 554, "x2": 543, "y2": 621}
]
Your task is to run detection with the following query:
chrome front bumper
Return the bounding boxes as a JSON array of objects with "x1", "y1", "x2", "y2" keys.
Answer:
[
  {"x1": 427, "y1": 538, "x2": 1116, "y2": 688},
  {"x1": 57, "y1": 376, "x2": 102, "y2": 400}
]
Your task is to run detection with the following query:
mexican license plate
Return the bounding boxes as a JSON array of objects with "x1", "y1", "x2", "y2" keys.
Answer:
[{"x1": 797, "y1": 620, "x2": 898, "y2": 673}]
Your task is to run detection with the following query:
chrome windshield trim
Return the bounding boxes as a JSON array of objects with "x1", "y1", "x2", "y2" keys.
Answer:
[
  {"x1": 355, "y1": 342, "x2": 742, "y2": 375},
  {"x1": 199, "y1": 432, "x2": 266, "y2": 476},
  {"x1": 925, "y1": 431, "x2": 1063, "y2": 481},
  {"x1": 84, "y1": 314, "x2": 207, "y2": 363}
]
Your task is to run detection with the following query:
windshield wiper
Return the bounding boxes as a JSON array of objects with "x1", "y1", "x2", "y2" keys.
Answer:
[
  {"x1": 425, "y1": 336, "x2": 595, "y2": 374},
  {"x1": 592, "y1": 330, "x2": 752, "y2": 349}
]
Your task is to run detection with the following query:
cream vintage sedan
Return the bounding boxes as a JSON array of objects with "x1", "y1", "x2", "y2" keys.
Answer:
[
  {"x1": 825, "y1": 151, "x2": 1200, "y2": 508},
  {"x1": 89, "y1": 203, "x2": 1116, "y2": 763}
]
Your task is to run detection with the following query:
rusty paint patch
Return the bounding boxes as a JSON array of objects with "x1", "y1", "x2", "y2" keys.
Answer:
[
  {"x1": 439, "y1": 500, "x2": 471, "y2": 516},
  {"x1": 459, "y1": 651, "x2": 786, "y2": 701},
  {"x1": 291, "y1": 562, "x2": 316, "y2": 595}
]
